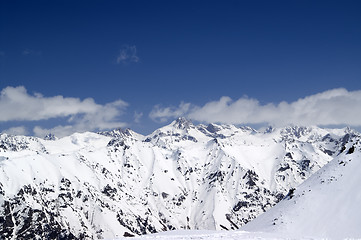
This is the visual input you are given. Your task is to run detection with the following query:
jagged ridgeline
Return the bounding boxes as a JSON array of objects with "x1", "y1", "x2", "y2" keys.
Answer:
[{"x1": 0, "y1": 118, "x2": 358, "y2": 239}]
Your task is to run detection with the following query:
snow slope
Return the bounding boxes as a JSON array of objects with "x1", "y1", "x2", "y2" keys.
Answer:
[
  {"x1": 0, "y1": 118, "x2": 357, "y2": 239},
  {"x1": 128, "y1": 229, "x2": 282, "y2": 240},
  {"x1": 241, "y1": 135, "x2": 361, "y2": 239}
]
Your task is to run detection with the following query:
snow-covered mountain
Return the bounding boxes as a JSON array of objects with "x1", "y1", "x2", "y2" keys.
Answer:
[
  {"x1": 0, "y1": 118, "x2": 357, "y2": 239},
  {"x1": 240, "y1": 130, "x2": 361, "y2": 239}
]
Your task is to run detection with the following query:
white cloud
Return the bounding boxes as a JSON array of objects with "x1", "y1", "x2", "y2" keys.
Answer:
[
  {"x1": 0, "y1": 86, "x2": 128, "y2": 137},
  {"x1": 149, "y1": 88, "x2": 361, "y2": 127},
  {"x1": 33, "y1": 125, "x2": 75, "y2": 139},
  {"x1": 134, "y1": 111, "x2": 143, "y2": 123},
  {"x1": 150, "y1": 102, "x2": 191, "y2": 123},
  {"x1": 116, "y1": 45, "x2": 139, "y2": 64},
  {"x1": 0, "y1": 86, "x2": 98, "y2": 121},
  {"x1": 2, "y1": 126, "x2": 28, "y2": 136}
]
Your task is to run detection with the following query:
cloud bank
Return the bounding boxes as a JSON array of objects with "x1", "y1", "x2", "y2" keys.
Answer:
[
  {"x1": 150, "y1": 88, "x2": 361, "y2": 127},
  {"x1": 0, "y1": 86, "x2": 128, "y2": 137}
]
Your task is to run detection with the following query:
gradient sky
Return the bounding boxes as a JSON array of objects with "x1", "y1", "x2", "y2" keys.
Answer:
[{"x1": 1, "y1": 0, "x2": 361, "y2": 137}]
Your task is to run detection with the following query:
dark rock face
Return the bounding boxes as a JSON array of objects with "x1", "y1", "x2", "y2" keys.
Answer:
[
  {"x1": 0, "y1": 194, "x2": 76, "y2": 240},
  {"x1": 347, "y1": 145, "x2": 355, "y2": 154}
]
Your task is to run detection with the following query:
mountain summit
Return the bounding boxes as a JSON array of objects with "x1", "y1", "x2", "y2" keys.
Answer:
[{"x1": 172, "y1": 117, "x2": 194, "y2": 130}]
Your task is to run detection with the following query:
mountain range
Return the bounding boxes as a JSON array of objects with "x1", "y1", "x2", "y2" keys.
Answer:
[{"x1": 0, "y1": 118, "x2": 359, "y2": 239}]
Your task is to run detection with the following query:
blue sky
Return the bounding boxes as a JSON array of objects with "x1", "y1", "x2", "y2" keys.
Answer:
[{"x1": 1, "y1": 0, "x2": 361, "y2": 137}]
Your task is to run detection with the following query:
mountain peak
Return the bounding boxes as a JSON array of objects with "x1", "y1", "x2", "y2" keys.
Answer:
[
  {"x1": 44, "y1": 133, "x2": 57, "y2": 141},
  {"x1": 98, "y1": 128, "x2": 132, "y2": 137},
  {"x1": 172, "y1": 117, "x2": 193, "y2": 130}
]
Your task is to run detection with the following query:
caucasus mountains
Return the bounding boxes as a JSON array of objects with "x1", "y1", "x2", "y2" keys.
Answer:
[{"x1": 0, "y1": 118, "x2": 359, "y2": 239}]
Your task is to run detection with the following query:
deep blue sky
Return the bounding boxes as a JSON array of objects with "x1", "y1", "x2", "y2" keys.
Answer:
[{"x1": 1, "y1": 0, "x2": 361, "y2": 135}]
